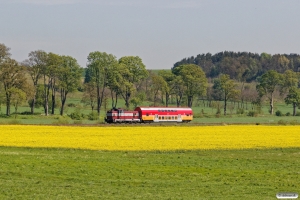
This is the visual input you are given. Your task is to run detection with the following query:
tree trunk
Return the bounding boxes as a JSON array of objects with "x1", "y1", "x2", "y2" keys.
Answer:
[
  {"x1": 51, "y1": 92, "x2": 55, "y2": 115},
  {"x1": 60, "y1": 89, "x2": 68, "y2": 116},
  {"x1": 30, "y1": 98, "x2": 35, "y2": 114},
  {"x1": 293, "y1": 102, "x2": 297, "y2": 116},
  {"x1": 51, "y1": 80, "x2": 56, "y2": 115},
  {"x1": 43, "y1": 75, "x2": 49, "y2": 116},
  {"x1": 224, "y1": 98, "x2": 227, "y2": 116},
  {"x1": 165, "y1": 92, "x2": 169, "y2": 107},
  {"x1": 97, "y1": 86, "x2": 101, "y2": 116},
  {"x1": 187, "y1": 95, "x2": 193, "y2": 108},
  {"x1": 6, "y1": 94, "x2": 10, "y2": 116},
  {"x1": 269, "y1": 96, "x2": 274, "y2": 115}
]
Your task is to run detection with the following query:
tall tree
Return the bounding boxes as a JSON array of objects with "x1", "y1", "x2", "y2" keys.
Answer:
[
  {"x1": 150, "y1": 73, "x2": 168, "y2": 106},
  {"x1": 213, "y1": 74, "x2": 239, "y2": 115},
  {"x1": 176, "y1": 64, "x2": 208, "y2": 107},
  {"x1": 282, "y1": 70, "x2": 300, "y2": 116},
  {"x1": 0, "y1": 58, "x2": 27, "y2": 116},
  {"x1": 81, "y1": 82, "x2": 97, "y2": 112},
  {"x1": 58, "y1": 56, "x2": 83, "y2": 116},
  {"x1": 87, "y1": 51, "x2": 118, "y2": 115},
  {"x1": 256, "y1": 70, "x2": 283, "y2": 115},
  {"x1": 46, "y1": 53, "x2": 63, "y2": 115},
  {"x1": 158, "y1": 70, "x2": 176, "y2": 107},
  {"x1": 23, "y1": 50, "x2": 47, "y2": 114},
  {"x1": 118, "y1": 56, "x2": 148, "y2": 109}
]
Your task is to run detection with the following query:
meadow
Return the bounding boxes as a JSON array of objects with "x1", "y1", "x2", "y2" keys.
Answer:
[{"x1": 0, "y1": 125, "x2": 299, "y2": 199}]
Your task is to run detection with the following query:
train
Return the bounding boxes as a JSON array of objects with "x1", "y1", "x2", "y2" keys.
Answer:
[{"x1": 104, "y1": 106, "x2": 193, "y2": 123}]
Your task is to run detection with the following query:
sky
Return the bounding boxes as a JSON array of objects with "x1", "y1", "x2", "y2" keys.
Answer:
[{"x1": 1, "y1": 0, "x2": 300, "y2": 69}]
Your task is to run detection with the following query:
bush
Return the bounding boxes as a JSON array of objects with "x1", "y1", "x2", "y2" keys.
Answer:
[
  {"x1": 247, "y1": 111, "x2": 257, "y2": 117},
  {"x1": 67, "y1": 103, "x2": 76, "y2": 107},
  {"x1": 277, "y1": 120, "x2": 287, "y2": 125},
  {"x1": 275, "y1": 110, "x2": 283, "y2": 116},
  {"x1": 69, "y1": 111, "x2": 85, "y2": 120},
  {"x1": 295, "y1": 112, "x2": 300, "y2": 116},
  {"x1": 52, "y1": 116, "x2": 70, "y2": 125},
  {"x1": 290, "y1": 120, "x2": 300, "y2": 125},
  {"x1": 236, "y1": 108, "x2": 244, "y2": 115},
  {"x1": 286, "y1": 112, "x2": 291, "y2": 116},
  {"x1": 87, "y1": 112, "x2": 99, "y2": 120}
]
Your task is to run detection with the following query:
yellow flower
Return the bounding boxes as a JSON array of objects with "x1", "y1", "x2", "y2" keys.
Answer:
[{"x1": 0, "y1": 125, "x2": 299, "y2": 150}]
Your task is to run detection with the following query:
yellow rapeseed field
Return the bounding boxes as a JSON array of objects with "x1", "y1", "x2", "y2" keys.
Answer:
[{"x1": 0, "y1": 125, "x2": 299, "y2": 150}]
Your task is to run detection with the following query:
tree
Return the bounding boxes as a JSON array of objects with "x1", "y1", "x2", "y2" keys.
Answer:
[
  {"x1": 118, "y1": 56, "x2": 148, "y2": 109},
  {"x1": 175, "y1": 64, "x2": 207, "y2": 107},
  {"x1": 158, "y1": 70, "x2": 176, "y2": 107},
  {"x1": 58, "y1": 56, "x2": 83, "y2": 116},
  {"x1": 285, "y1": 87, "x2": 300, "y2": 116},
  {"x1": 46, "y1": 53, "x2": 63, "y2": 115},
  {"x1": 23, "y1": 50, "x2": 47, "y2": 114},
  {"x1": 282, "y1": 70, "x2": 300, "y2": 116},
  {"x1": 213, "y1": 74, "x2": 239, "y2": 115},
  {"x1": 9, "y1": 87, "x2": 27, "y2": 115},
  {"x1": 0, "y1": 43, "x2": 11, "y2": 62},
  {"x1": 87, "y1": 51, "x2": 118, "y2": 115},
  {"x1": 0, "y1": 58, "x2": 27, "y2": 116},
  {"x1": 81, "y1": 82, "x2": 97, "y2": 112},
  {"x1": 173, "y1": 76, "x2": 185, "y2": 107},
  {"x1": 150, "y1": 74, "x2": 168, "y2": 106},
  {"x1": 256, "y1": 70, "x2": 283, "y2": 115}
]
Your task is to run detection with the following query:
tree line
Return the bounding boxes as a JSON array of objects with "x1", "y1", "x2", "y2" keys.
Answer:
[
  {"x1": 174, "y1": 51, "x2": 300, "y2": 81},
  {"x1": 1, "y1": 43, "x2": 300, "y2": 117}
]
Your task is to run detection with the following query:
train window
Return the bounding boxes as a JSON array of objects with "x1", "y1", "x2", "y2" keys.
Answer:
[
  {"x1": 158, "y1": 110, "x2": 160, "y2": 112},
  {"x1": 172, "y1": 116, "x2": 174, "y2": 120},
  {"x1": 162, "y1": 116, "x2": 164, "y2": 120},
  {"x1": 159, "y1": 116, "x2": 161, "y2": 120},
  {"x1": 168, "y1": 110, "x2": 170, "y2": 112}
]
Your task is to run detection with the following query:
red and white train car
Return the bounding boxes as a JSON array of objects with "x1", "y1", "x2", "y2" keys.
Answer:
[
  {"x1": 134, "y1": 107, "x2": 193, "y2": 123},
  {"x1": 105, "y1": 107, "x2": 193, "y2": 123}
]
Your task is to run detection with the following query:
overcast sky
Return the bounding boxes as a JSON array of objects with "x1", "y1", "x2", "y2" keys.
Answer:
[{"x1": 1, "y1": 0, "x2": 300, "y2": 69}]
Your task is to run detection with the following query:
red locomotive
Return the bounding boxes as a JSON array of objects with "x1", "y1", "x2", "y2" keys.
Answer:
[{"x1": 105, "y1": 107, "x2": 193, "y2": 123}]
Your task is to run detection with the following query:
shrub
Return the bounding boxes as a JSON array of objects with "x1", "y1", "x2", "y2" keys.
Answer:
[
  {"x1": 87, "y1": 112, "x2": 99, "y2": 120},
  {"x1": 247, "y1": 111, "x2": 257, "y2": 117},
  {"x1": 67, "y1": 103, "x2": 76, "y2": 107},
  {"x1": 236, "y1": 108, "x2": 244, "y2": 115},
  {"x1": 295, "y1": 112, "x2": 300, "y2": 116},
  {"x1": 290, "y1": 120, "x2": 300, "y2": 125},
  {"x1": 277, "y1": 120, "x2": 287, "y2": 125},
  {"x1": 52, "y1": 116, "x2": 70, "y2": 125},
  {"x1": 286, "y1": 112, "x2": 291, "y2": 116},
  {"x1": 275, "y1": 110, "x2": 283, "y2": 116},
  {"x1": 69, "y1": 111, "x2": 84, "y2": 120},
  {"x1": 73, "y1": 120, "x2": 83, "y2": 125}
]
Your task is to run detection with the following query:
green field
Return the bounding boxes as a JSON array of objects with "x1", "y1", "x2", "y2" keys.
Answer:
[{"x1": 0, "y1": 147, "x2": 299, "y2": 199}]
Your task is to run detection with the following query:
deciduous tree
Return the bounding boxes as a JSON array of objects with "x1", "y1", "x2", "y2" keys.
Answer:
[
  {"x1": 118, "y1": 56, "x2": 148, "y2": 109},
  {"x1": 58, "y1": 56, "x2": 83, "y2": 116},
  {"x1": 256, "y1": 70, "x2": 283, "y2": 115},
  {"x1": 213, "y1": 74, "x2": 239, "y2": 115}
]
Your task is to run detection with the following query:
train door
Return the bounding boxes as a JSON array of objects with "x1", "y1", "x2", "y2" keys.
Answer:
[
  {"x1": 177, "y1": 114, "x2": 182, "y2": 122},
  {"x1": 154, "y1": 114, "x2": 159, "y2": 122}
]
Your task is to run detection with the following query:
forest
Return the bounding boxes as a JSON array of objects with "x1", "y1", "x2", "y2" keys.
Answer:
[{"x1": 1, "y1": 43, "x2": 300, "y2": 121}]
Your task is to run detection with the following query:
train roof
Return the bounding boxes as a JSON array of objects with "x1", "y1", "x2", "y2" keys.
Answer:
[{"x1": 135, "y1": 107, "x2": 192, "y2": 111}]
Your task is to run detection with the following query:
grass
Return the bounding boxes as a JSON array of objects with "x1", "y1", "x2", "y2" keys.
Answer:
[{"x1": 0, "y1": 146, "x2": 299, "y2": 199}]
